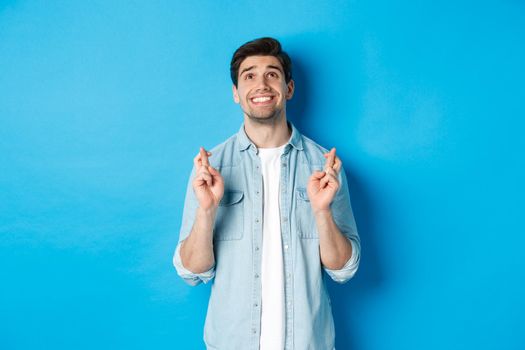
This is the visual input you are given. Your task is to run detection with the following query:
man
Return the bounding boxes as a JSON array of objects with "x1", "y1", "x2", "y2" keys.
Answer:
[{"x1": 173, "y1": 37, "x2": 360, "y2": 350}]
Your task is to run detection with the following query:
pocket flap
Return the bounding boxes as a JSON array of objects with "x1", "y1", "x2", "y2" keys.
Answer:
[
  {"x1": 296, "y1": 187, "x2": 310, "y2": 201},
  {"x1": 219, "y1": 190, "x2": 244, "y2": 206}
]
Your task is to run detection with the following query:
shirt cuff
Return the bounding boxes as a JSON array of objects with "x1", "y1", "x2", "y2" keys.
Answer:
[
  {"x1": 324, "y1": 237, "x2": 360, "y2": 283},
  {"x1": 173, "y1": 241, "x2": 215, "y2": 286}
]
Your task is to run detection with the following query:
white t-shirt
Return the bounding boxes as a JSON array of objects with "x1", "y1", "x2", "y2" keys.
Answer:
[{"x1": 258, "y1": 144, "x2": 286, "y2": 350}]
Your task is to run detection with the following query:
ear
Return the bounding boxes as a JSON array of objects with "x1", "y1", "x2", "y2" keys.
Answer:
[
  {"x1": 285, "y1": 79, "x2": 295, "y2": 100},
  {"x1": 232, "y1": 84, "x2": 240, "y2": 104}
]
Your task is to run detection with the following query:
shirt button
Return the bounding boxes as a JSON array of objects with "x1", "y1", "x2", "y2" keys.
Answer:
[
  {"x1": 283, "y1": 217, "x2": 288, "y2": 222},
  {"x1": 255, "y1": 274, "x2": 259, "y2": 278},
  {"x1": 256, "y1": 190, "x2": 260, "y2": 195},
  {"x1": 255, "y1": 218, "x2": 259, "y2": 223},
  {"x1": 254, "y1": 303, "x2": 258, "y2": 307},
  {"x1": 282, "y1": 163, "x2": 287, "y2": 167},
  {"x1": 252, "y1": 328, "x2": 257, "y2": 334},
  {"x1": 284, "y1": 245, "x2": 289, "y2": 250},
  {"x1": 255, "y1": 246, "x2": 259, "y2": 251}
]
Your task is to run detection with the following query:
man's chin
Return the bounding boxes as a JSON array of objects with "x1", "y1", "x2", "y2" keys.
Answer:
[
  {"x1": 245, "y1": 109, "x2": 282, "y2": 123},
  {"x1": 247, "y1": 115, "x2": 278, "y2": 124}
]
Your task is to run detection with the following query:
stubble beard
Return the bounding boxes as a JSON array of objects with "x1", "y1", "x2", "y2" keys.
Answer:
[{"x1": 244, "y1": 104, "x2": 284, "y2": 125}]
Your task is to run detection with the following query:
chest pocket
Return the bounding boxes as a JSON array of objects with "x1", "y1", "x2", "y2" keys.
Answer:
[
  {"x1": 213, "y1": 190, "x2": 244, "y2": 241},
  {"x1": 295, "y1": 187, "x2": 319, "y2": 239}
]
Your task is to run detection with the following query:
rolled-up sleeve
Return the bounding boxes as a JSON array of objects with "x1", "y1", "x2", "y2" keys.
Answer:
[
  {"x1": 173, "y1": 241, "x2": 215, "y2": 286},
  {"x1": 323, "y1": 166, "x2": 361, "y2": 284},
  {"x1": 324, "y1": 236, "x2": 361, "y2": 283},
  {"x1": 173, "y1": 165, "x2": 216, "y2": 286}
]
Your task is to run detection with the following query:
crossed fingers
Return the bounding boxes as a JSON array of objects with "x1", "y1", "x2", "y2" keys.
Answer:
[
  {"x1": 319, "y1": 147, "x2": 342, "y2": 189},
  {"x1": 324, "y1": 147, "x2": 342, "y2": 175},
  {"x1": 193, "y1": 147, "x2": 211, "y2": 167},
  {"x1": 193, "y1": 147, "x2": 213, "y2": 187}
]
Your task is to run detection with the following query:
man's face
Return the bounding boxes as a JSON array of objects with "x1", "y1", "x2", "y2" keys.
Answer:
[{"x1": 233, "y1": 55, "x2": 294, "y2": 123}]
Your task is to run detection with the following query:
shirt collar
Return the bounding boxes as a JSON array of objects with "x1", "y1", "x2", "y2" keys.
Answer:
[{"x1": 237, "y1": 120, "x2": 304, "y2": 152}]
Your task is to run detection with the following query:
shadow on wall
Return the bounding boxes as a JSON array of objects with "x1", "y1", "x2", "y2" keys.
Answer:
[
  {"x1": 289, "y1": 57, "x2": 385, "y2": 350},
  {"x1": 286, "y1": 57, "x2": 310, "y2": 131}
]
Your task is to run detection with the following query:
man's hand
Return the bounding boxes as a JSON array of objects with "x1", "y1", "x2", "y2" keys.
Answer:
[
  {"x1": 193, "y1": 147, "x2": 224, "y2": 211},
  {"x1": 307, "y1": 147, "x2": 342, "y2": 214}
]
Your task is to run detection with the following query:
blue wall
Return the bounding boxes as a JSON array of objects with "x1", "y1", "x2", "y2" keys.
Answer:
[{"x1": 1, "y1": 1, "x2": 524, "y2": 349}]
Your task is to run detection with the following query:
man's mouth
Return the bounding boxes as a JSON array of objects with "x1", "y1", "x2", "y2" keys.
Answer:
[{"x1": 250, "y1": 95, "x2": 275, "y2": 105}]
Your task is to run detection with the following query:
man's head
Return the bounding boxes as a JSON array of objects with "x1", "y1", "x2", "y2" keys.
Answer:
[
  {"x1": 230, "y1": 37, "x2": 295, "y2": 124},
  {"x1": 230, "y1": 37, "x2": 292, "y2": 88}
]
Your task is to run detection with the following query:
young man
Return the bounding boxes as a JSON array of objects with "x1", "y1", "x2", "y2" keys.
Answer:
[{"x1": 173, "y1": 37, "x2": 361, "y2": 350}]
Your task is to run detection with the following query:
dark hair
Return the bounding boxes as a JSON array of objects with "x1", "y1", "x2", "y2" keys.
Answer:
[{"x1": 230, "y1": 37, "x2": 293, "y2": 87}]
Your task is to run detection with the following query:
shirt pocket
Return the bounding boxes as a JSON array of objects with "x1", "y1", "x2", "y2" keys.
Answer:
[
  {"x1": 295, "y1": 187, "x2": 319, "y2": 239},
  {"x1": 213, "y1": 190, "x2": 244, "y2": 241}
]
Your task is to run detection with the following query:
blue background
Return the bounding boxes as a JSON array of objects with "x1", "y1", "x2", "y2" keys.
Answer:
[{"x1": 1, "y1": 1, "x2": 524, "y2": 349}]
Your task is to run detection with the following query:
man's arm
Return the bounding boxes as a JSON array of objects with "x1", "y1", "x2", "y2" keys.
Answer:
[
  {"x1": 180, "y1": 206, "x2": 216, "y2": 273},
  {"x1": 314, "y1": 209, "x2": 353, "y2": 270},
  {"x1": 308, "y1": 148, "x2": 361, "y2": 283},
  {"x1": 173, "y1": 147, "x2": 224, "y2": 285}
]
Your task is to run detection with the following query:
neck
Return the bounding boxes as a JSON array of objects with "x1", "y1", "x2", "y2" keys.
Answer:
[{"x1": 243, "y1": 114, "x2": 291, "y2": 149}]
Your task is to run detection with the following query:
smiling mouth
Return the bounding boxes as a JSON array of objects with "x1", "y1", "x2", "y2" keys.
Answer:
[{"x1": 250, "y1": 96, "x2": 275, "y2": 105}]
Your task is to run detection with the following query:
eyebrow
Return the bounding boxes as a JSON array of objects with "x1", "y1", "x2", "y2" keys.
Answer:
[
  {"x1": 239, "y1": 65, "x2": 256, "y2": 76},
  {"x1": 267, "y1": 65, "x2": 284, "y2": 74},
  {"x1": 239, "y1": 64, "x2": 284, "y2": 77}
]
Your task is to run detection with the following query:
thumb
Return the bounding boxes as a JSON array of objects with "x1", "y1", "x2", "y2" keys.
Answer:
[
  {"x1": 311, "y1": 170, "x2": 326, "y2": 179},
  {"x1": 208, "y1": 165, "x2": 220, "y2": 176}
]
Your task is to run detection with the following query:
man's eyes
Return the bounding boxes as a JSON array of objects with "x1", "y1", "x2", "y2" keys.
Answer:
[{"x1": 243, "y1": 72, "x2": 280, "y2": 80}]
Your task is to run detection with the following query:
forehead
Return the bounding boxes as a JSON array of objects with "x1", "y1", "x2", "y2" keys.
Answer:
[{"x1": 238, "y1": 55, "x2": 283, "y2": 72}]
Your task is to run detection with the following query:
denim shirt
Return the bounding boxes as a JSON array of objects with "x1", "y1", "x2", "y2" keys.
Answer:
[{"x1": 173, "y1": 122, "x2": 361, "y2": 350}]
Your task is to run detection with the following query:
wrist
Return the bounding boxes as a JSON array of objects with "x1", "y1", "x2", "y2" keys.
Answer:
[
  {"x1": 312, "y1": 207, "x2": 332, "y2": 219},
  {"x1": 197, "y1": 205, "x2": 218, "y2": 219}
]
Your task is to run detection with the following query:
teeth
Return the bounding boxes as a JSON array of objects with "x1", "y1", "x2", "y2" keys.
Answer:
[{"x1": 252, "y1": 96, "x2": 272, "y2": 103}]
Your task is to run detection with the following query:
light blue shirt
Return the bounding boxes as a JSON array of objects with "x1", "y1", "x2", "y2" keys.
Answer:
[{"x1": 173, "y1": 121, "x2": 361, "y2": 350}]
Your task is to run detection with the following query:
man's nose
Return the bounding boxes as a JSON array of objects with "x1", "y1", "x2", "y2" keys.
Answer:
[{"x1": 255, "y1": 76, "x2": 270, "y2": 90}]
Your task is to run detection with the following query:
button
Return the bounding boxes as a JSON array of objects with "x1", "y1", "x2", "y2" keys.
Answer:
[
  {"x1": 255, "y1": 246, "x2": 259, "y2": 251},
  {"x1": 252, "y1": 328, "x2": 257, "y2": 334},
  {"x1": 255, "y1": 218, "x2": 259, "y2": 223},
  {"x1": 255, "y1": 274, "x2": 259, "y2": 278},
  {"x1": 282, "y1": 163, "x2": 287, "y2": 167},
  {"x1": 256, "y1": 190, "x2": 260, "y2": 195},
  {"x1": 254, "y1": 303, "x2": 258, "y2": 307},
  {"x1": 283, "y1": 217, "x2": 288, "y2": 222},
  {"x1": 284, "y1": 245, "x2": 289, "y2": 250}
]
